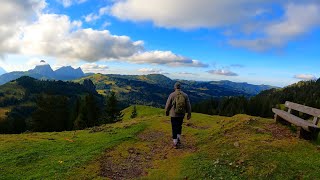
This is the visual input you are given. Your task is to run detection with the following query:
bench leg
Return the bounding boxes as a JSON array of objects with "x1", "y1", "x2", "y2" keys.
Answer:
[
  {"x1": 309, "y1": 128, "x2": 320, "y2": 141},
  {"x1": 297, "y1": 128, "x2": 319, "y2": 140},
  {"x1": 275, "y1": 114, "x2": 290, "y2": 126},
  {"x1": 297, "y1": 128, "x2": 311, "y2": 139}
]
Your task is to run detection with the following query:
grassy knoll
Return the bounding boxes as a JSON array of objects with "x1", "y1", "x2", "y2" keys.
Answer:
[
  {"x1": 1, "y1": 105, "x2": 320, "y2": 179},
  {"x1": 0, "y1": 119, "x2": 146, "y2": 180}
]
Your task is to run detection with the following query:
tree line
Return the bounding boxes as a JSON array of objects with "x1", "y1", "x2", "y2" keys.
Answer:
[
  {"x1": 192, "y1": 79, "x2": 320, "y2": 118},
  {"x1": 0, "y1": 77, "x2": 124, "y2": 133}
]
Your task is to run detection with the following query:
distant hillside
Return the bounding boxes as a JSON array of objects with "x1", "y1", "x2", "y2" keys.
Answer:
[
  {"x1": 0, "y1": 76, "x2": 103, "y2": 133},
  {"x1": 248, "y1": 78, "x2": 320, "y2": 117},
  {"x1": 75, "y1": 74, "x2": 275, "y2": 107},
  {"x1": 0, "y1": 106, "x2": 319, "y2": 179},
  {"x1": 0, "y1": 62, "x2": 85, "y2": 85},
  {"x1": 210, "y1": 80, "x2": 277, "y2": 95},
  {"x1": 193, "y1": 78, "x2": 320, "y2": 118}
]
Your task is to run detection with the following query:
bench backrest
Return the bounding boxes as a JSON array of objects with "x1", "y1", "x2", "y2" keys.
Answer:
[{"x1": 285, "y1": 101, "x2": 320, "y2": 125}]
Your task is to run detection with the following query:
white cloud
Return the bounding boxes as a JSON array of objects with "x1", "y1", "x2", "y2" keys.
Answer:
[
  {"x1": 177, "y1": 72, "x2": 197, "y2": 75},
  {"x1": 208, "y1": 69, "x2": 238, "y2": 76},
  {"x1": 56, "y1": 0, "x2": 87, "y2": 8},
  {"x1": 127, "y1": 51, "x2": 208, "y2": 67},
  {"x1": 80, "y1": 63, "x2": 109, "y2": 74},
  {"x1": 0, "y1": 0, "x2": 46, "y2": 54},
  {"x1": 294, "y1": 74, "x2": 317, "y2": 80},
  {"x1": 102, "y1": 21, "x2": 112, "y2": 28},
  {"x1": 84, "y1": 6, "x2": 109, "y2": 22},
  {"x1": 99, "y1": 6, "x2": 109, "y2": 15},
  {"x1": 26, "y1": 58, "x2": 48, "y2": 67},
  {"x1": 18, "y1": 14, "x2": 144, "y2": 61},
  {"x1": 0, "y1": 58, "x2": 47, "y2": 72},
  {"x1": 0, "y1": 0, "x2": 207, "y2": 68},
  {"x1": 84, "y1": 13, "x2": 100, "y2": 23},
  {"x1": 109, "y1": 0, "x2": 275, "y2": 29},
  {"x1": 138, "y1": 68, "x2": 165, "y2": 74},
  {"x1": 230, "y1": 3, "x2": 320, "y2": 51},
  {"x1": 109, "y1": 0, "x2": 320, "y2": 51}
]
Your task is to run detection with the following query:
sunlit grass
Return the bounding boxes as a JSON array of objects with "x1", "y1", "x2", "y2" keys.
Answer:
[{"x1": 1, "y1": 106, "x2": 320, "y2": 179}]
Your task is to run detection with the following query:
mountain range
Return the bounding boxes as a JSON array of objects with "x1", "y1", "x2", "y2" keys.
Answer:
[
  {"x1": 0, "y1": 62, "x2": 85, "y2": 85},
  {"x1": 75, "y1": 73, "x2": 276, "y2": 107},
  {"x1": 0, "y1": 62, "x2": 276, "y2": 108}
]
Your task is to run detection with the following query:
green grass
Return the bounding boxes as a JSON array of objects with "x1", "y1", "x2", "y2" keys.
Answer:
[
  {"x1": 1, "y1": 106, "x2": 320, "y2": 179},
  {"x1": 122, "y1": 105, "x2": 164, "y2": 120},
  {"x1": 0, "y1": 120, "x2": 147, "y2": 180}
]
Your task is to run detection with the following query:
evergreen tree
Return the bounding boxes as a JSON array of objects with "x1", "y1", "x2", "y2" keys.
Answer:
[
  {"x1": 85, "y1": 94, "x2": 99, "y2": 126},
  {"x1": 73, "y1": 109, "x2": 87, "y2": 130},
  {"x1": 130, "y1": 105, "x2": 138, "y2": 119},
  {"x1": 31, "y1": 95, "x2": 69, "y2": 132},
  {"x1": 104, "y1": 91, "x2": 124, "y2": 123}
]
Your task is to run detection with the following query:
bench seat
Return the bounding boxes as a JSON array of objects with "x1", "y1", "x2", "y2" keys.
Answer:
[{"x1": 272, "y1": 108, "x2": 319, "y2": 132}]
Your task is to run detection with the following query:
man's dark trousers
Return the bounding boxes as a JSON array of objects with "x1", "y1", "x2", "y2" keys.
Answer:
[{"x1": 171, "y1": 117, "x2": 184, "y2": 139}]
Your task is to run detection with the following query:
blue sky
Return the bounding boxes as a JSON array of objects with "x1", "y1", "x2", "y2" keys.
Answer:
[{"x1": 0, "y1": 0, "x2": 320, "y2": 87}]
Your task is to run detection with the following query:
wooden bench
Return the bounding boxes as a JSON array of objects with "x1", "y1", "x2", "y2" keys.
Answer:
[{"x1": 272, "y1": 101, "x2": 320, "y2": 140}]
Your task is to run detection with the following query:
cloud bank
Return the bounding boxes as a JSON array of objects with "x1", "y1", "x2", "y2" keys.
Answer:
[
  {"x1": 294, "y1": 74, "x2": 317, "y2": 80},
  {"x1": 109, "y1": 0, "x2": 274, "y2": 29},
  {"x1": 56, "y1": 0, "x2": 88, "y2": 8},
  {"x1": 80, "y1": 63, "x2": 109, "y2": 74},
  {"x1": 128, "y1": 51, "x2": 208, "y2": 67},
  {"x1": 230, "y1": 3, "x2": 320, "y2": 51},
  {"x1": 208, "y1": 69, "x2": 238, "y2": 76},
  {"x1": 109, "y1": 0, "x2": 320, "y2": 51},
  {"x1": 0, "y1": 0, "x2": 207, "y2": 68},
  {"x1": 138, "y1": 68, "x2": 165, "y2": 74}
]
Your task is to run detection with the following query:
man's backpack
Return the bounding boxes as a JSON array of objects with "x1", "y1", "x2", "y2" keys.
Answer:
[{"x1": 174, "y1": 91, "x2": 186, "y2": 114}]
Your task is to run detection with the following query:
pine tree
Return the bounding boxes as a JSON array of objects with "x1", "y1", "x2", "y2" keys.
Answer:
[
  {"x1": 130, "y1": 105, "x2": 138, "y2": 119},
  {"x1": 85, "y1": 94, "x2": 99, "y2": 126},
  {"x1": 32, "y1": 95, "x2": 69, "y2": 132},
  {"x1": 104, "y1": 91, "x2": 124, "y2": 123}
]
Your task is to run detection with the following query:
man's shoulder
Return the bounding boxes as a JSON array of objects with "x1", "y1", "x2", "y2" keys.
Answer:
[
  {"x1": 168, "y1": 91, "x2": 176, "y2": 98},
  {"x1": 180, "y1": 91, "x2": 189, "y2": 97}
]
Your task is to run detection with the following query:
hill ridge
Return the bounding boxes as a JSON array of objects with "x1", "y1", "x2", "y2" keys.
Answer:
[
  {"x1": 0, "y1": 63, "x2": 85, "y2": 85},
  {"x1": 75, "y1": 73, "x2": 275, "y2": 107}
]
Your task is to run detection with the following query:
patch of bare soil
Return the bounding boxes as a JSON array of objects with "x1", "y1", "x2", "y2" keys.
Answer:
[
  {"x1": 265, "y1": 123, "x2": 295, "y2": 139},
  {"x1": 99, "y1": 130, "x2": 197, "y2": 179},
  {"x1": 138, "y1": 131, "x2": 165, "y2": 141},
  {"x1": 185, "y1": 122, "x2": 210, "y2": 130},
  {"x1": 99, "y1": 147, "x2": 152, "y2": 180}
]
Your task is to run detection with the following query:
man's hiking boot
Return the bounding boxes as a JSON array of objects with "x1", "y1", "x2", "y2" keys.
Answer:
[
  {"x1": 177, "y1": 139, "x2": 181, "y2": 146},
  {"x1": 173, "y1": 143, "x2": 178, "y2": 149}
]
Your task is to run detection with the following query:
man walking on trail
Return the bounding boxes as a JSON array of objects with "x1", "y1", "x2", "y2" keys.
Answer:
[{"x1": 165, "y1": 82, "x2": 191, "y2": 149}]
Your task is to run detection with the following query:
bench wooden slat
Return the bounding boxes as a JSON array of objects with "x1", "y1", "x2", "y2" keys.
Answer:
[
  {"x1": 285, "y1": 101, "x2": 320, "y2": 117},
  {"x1": 272, "y1": 108, "x2": 319, "y2": 132},
  {"x1": 313, "y1": 117, "x2": 319, "y2": 125}
]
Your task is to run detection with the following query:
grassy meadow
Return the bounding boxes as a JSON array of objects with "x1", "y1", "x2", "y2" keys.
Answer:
[{"x1": 0, "y1": 105, "x2": 319, "y2": 179}]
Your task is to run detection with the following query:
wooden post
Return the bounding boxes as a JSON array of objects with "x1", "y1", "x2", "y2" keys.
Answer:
[
  {"x1": 313, "y1": 116, "x2": 319, "y2": 125},
  {"x1": 309, "y1": 127, "x2": 320, "y2": 141},
  {"x1": 274, "y1": 114, "x2": 290, "y2": 126},
  {"x1": 298, "y1": 127, "x2": 319, "y2": 140},
  {"x1": 288, "y1": 108, "x2": 292, "y2": 114},
  {"x1": 274, "y1": 114, "x2": 281, "y2": 123},
  {"x1": 296, "y1": 127, "x2": 302, "y2": 138},
  {"x1": 298, "y1": 128, "x2": 312, "y2": 140}
]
